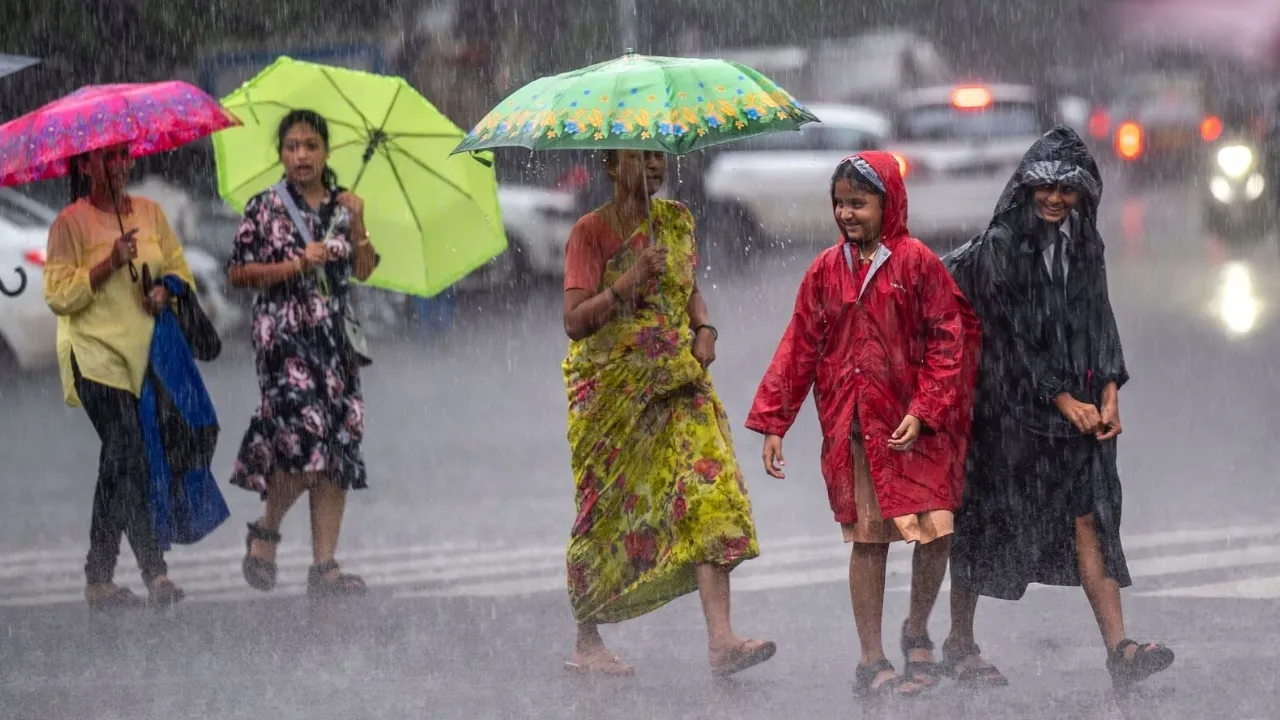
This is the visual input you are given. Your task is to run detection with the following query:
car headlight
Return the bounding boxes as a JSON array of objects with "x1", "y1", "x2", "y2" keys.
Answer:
[{"x1": 1216, "y1": 145, "x2": 1254, "y2": 178}]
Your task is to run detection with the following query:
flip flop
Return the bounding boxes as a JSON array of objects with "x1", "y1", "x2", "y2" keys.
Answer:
[
  {"x1": 564, "y1": 652, "x2": 636, "y2": 677},
  {"x1": 711, "y1": 638, "x2": 777, "y2": 677}
]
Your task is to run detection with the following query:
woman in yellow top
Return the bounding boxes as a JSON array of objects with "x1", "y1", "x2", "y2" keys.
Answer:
[
  {"x1": 43, "y1": 143, "x2": 194, "y2": 610},
  {"x1": 559, "y1": 149, "x2": 774, "y2": 678}
]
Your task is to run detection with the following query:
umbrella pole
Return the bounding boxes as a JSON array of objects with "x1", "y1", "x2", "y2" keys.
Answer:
[
  {"x1": 645, "y1": 191, "x2": 660, "y2": 296},
  {"x1": 106, "y1": 183, "x2": 139, "y2": 283},
  {"x1": 349, "y1": 129, "x2": 386, "y2": 194}
]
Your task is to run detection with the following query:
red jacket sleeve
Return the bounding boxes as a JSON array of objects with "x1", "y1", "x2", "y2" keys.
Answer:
[
  {"x1": 746, "y1": 257, "x2": 826, "y2": 438},
  {"x1": 907, "y1": 251, "x2": 982, "y2": 433}
]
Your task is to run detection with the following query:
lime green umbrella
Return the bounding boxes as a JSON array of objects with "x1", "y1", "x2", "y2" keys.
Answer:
[
  {"x1": 452, "y1": 51, "x2": 820, "y2": 156},
  {"x1": 213, "y1": 56, "x2": 506, "y2": 298}
]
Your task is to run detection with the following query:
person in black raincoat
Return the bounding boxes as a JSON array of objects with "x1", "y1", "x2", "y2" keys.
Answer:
[{"x1": 941, "y1": 126, "x2": 1174, "y2": 688}]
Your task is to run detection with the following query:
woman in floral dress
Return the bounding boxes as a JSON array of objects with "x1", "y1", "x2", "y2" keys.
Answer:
[
  {"x1": 560, "y1": 148, "x2": 774, "y2": 677},
  {"x1": 227, "y1": 109, "x2": 379, "y2": 597}
]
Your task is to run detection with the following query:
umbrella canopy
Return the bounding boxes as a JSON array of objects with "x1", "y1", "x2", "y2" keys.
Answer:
[
  {"x1": 0, "y1": 54, "x2": 40, "y2": 81},
  {"x1": 212, "y1": 56, "x2": 506, "y2": 299},
  {"x1": 0, "y1": 80, "x2": 239, "y2": 286},
  {"x1": 452, "y1": 51, "x2": 820, "y2": 156},
  {"x1": 0, "y1": 81, "x2": 240, "y2": 187}
]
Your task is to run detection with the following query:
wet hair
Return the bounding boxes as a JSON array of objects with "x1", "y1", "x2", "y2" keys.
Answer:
[
  {"x1": 830, "y1": 157, "x2": 884, "y2": 201},
  {"x1": 68, "y1": 153, "x2": 91, "y2": 203},
  {"x1": 277, "y1": 109, "x2": 339, "y2": 188},
  {"x1": 602, "y1": 149, "x2": 619, "y2": 168}
]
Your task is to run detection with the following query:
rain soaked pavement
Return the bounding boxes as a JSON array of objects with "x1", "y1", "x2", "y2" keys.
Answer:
[{"x1": 2, "y1": 181, "x2": 1279, "y2": 719}]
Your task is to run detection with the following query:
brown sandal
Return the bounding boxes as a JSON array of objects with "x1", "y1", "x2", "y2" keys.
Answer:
[
  {"x1": 147, "y1": 579, "x2": 186, "y2": 607},
  {"x1": 85, "y1": 585, "x2": 145, "y2": 611},
  {"x1": 564, "y1": 652, "x2": 636, "y2": 677},
  {"x1": 711, "y1": 638, "x2": 778, "y2": 677}
]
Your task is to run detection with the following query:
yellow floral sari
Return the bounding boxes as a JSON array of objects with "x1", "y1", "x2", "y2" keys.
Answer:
[{"x1": 563, "y1": 199, "x2": 759, "y2": 625}]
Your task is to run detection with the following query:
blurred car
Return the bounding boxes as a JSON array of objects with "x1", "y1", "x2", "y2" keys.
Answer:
[
  {"x1": 698, "y1": 102, "x2": 890, "y2": 259},
  {"x1": 1094, "y1": 53, "x2": 1275, "y2": 185},
  {"x1": 887, "y1": 83, "x2": 1077, "y2": 248},
  {"x1": 0, "y1": 189, "x2": 57, "y2": 369},
  {"x1": 455, "y1": 184, "x2": 579, "y2": 295},
  {"x1": 0, "y1": 187, "x2": 240, "y2": 372},
  {"x1": 1201, "y1": 86, "x2": 1280, "y2": 240}
]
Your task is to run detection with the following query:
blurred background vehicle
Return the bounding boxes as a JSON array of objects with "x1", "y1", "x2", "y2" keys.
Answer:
[{"x1": 888, "y1": 82, "x2": 1089, "y2": 249}]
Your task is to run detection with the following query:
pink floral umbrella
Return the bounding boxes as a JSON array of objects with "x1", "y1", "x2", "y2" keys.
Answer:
[{"x1": 0, "y1": 81, "x2": 240, "y2": 282}]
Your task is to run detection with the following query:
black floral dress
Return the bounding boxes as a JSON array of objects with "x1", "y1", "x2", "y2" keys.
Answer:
[{"x1": 228, "y1": 182, "x2": 368, "y2": 496}]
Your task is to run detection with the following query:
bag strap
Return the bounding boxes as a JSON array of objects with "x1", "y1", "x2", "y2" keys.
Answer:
[
  {"x1": 273, "y1": 180, "x2": 342, "y2": 299},
  {"x1": 273, "y1": 180, "x2": 314, "y2": 244}
]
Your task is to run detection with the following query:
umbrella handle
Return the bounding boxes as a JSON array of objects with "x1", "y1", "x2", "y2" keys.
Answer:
[{"x1": 106, "y1": 183, "x2": 139, "y2": 283}]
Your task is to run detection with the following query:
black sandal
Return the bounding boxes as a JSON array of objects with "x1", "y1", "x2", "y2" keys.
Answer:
[
  {"x1": 242, "y1": 522, "x2": 281, "y2": 592},
  {"x1": 307, "y1": 560, "x2": 368, "y2": 598},
  {"x1": 1107, "y1": 639, "x2": 1174, "y2": 688},
  {"x1": 900, "y1": 621, "x2": 944, "y2": 687},
  {"x1": 853, "y1": 658, "x2": 926, "y2": 698},
  {"x1": 941, "y1": 638, "x2": 1009, "y2": 688}
]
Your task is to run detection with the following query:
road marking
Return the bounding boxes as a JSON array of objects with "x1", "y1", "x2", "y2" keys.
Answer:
[
  {"x1": 2, "y1": 523, "x2": 1279, "y2": 607},
  {"x1": 1140, "y1": 575, "x2": 1280, "y2": 600}
]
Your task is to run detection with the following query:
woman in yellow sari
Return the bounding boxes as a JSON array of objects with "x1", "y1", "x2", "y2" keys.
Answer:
[{"x1": 559, "y1": 149, "x2": 775, "y2": 678}]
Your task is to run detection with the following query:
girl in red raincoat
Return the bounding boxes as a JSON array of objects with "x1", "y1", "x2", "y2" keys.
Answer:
[{"x1": 746, "y1": 152, "x2": 981, "y2": 698}]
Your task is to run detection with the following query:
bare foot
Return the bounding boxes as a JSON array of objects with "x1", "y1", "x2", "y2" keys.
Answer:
[
  {"x1": 248, "y1": 537, "x2": 278, "y2": 564},
  {"x1": 566, "y1": 645, "x2": 635, "y2": 676},
  {"x1": 861, "y1": 664, "x2": 927, "y2": 696}
]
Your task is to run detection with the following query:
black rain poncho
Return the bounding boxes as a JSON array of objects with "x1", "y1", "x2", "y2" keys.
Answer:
[{"x1": 943, "y1": 125, "x2": 1131, "y2": 601}]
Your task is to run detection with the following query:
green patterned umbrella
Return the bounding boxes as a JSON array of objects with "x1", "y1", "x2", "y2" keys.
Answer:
[{"x1": 452, "y1": 52, "x2": 820, "y2": 156}]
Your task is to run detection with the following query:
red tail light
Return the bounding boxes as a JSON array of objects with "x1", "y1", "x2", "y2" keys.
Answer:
[
  {"x1": 1088, "y1": 109, "x2": 1111, "y2": 139},
  {"x1": 891, "y1": 153, "x2": 910, "y2": 179},
  {"x1": 555, "y1": 166, "x2": 591, "y2": 191},
  {"x1": 1200, "y1": 115, "x2": 1223, "y2": 142},
  {"x1": 23, "y1": 249, "x2": 45, "y2": 267},
  {"x1": 1115, "y1": 122, "x2": 1143, "y2": 161}
]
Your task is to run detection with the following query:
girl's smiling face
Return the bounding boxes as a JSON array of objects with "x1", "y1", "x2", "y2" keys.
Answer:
[
  {"x1": 832, "y1": 178, "x2": 883, "y2": 245},
  {"x1": 1033, "y1": 183, "x2": 1080, "y2": 223}
]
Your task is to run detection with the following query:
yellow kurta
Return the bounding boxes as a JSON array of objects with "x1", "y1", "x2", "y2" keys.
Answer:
[{"x1": 43, "y1": 196, "x2": 194, "y2": 407}]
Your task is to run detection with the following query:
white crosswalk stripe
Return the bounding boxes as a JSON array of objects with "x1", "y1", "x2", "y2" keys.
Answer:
[{"x1": 1, "y1": 523, "x2": 1278, "y2": 608}]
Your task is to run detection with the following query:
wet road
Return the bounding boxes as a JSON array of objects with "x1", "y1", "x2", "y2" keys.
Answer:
[{"x1": 2, "y1": 182, "x2": 1279, "y2": 719}]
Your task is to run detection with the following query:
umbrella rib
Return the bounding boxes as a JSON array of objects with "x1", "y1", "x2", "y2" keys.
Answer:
[
  {"x1": 384, "y1": 132, "x2": 462, "y2": 140},
  {"x1": 319, "y1": 67, "x2": 376, "y2": 135},
  {"x1": 374, "y1": 82, "x2": 402, "y2": 134},
  {"x1": 224, "y1": 98, "x2": 365, "y2": 134},
  {"x1": 383, "y1": 140, "x2": 479, "y2": 203},
  {"x1": 379, "y1": 144, "x2": 424, "y2": 238},
  {"x1": 224, "y1": 162, "x2": 288, "y2": 202}
]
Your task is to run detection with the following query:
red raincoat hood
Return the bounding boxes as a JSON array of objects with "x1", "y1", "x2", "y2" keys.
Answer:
[{"x1": 832, "y1": 150, "x2": 909, "y2": 245}]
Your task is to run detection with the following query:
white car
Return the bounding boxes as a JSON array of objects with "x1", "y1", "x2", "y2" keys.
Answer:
[
  {"x1": 888, "y1": 84, "x2": 1086, "y2": 247},
  {"x1": 0, "y1": 188, "x2": 240, "y2": 372},
  {"x1": 455, "y1": 184, "x2": 578, "y2": 293},
  {"x1": 700, "y1": 102, "x2": 891, "y2": 253},
  {"x1": 0, "y1": 189, "x2": 57, "y2": 369}
]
